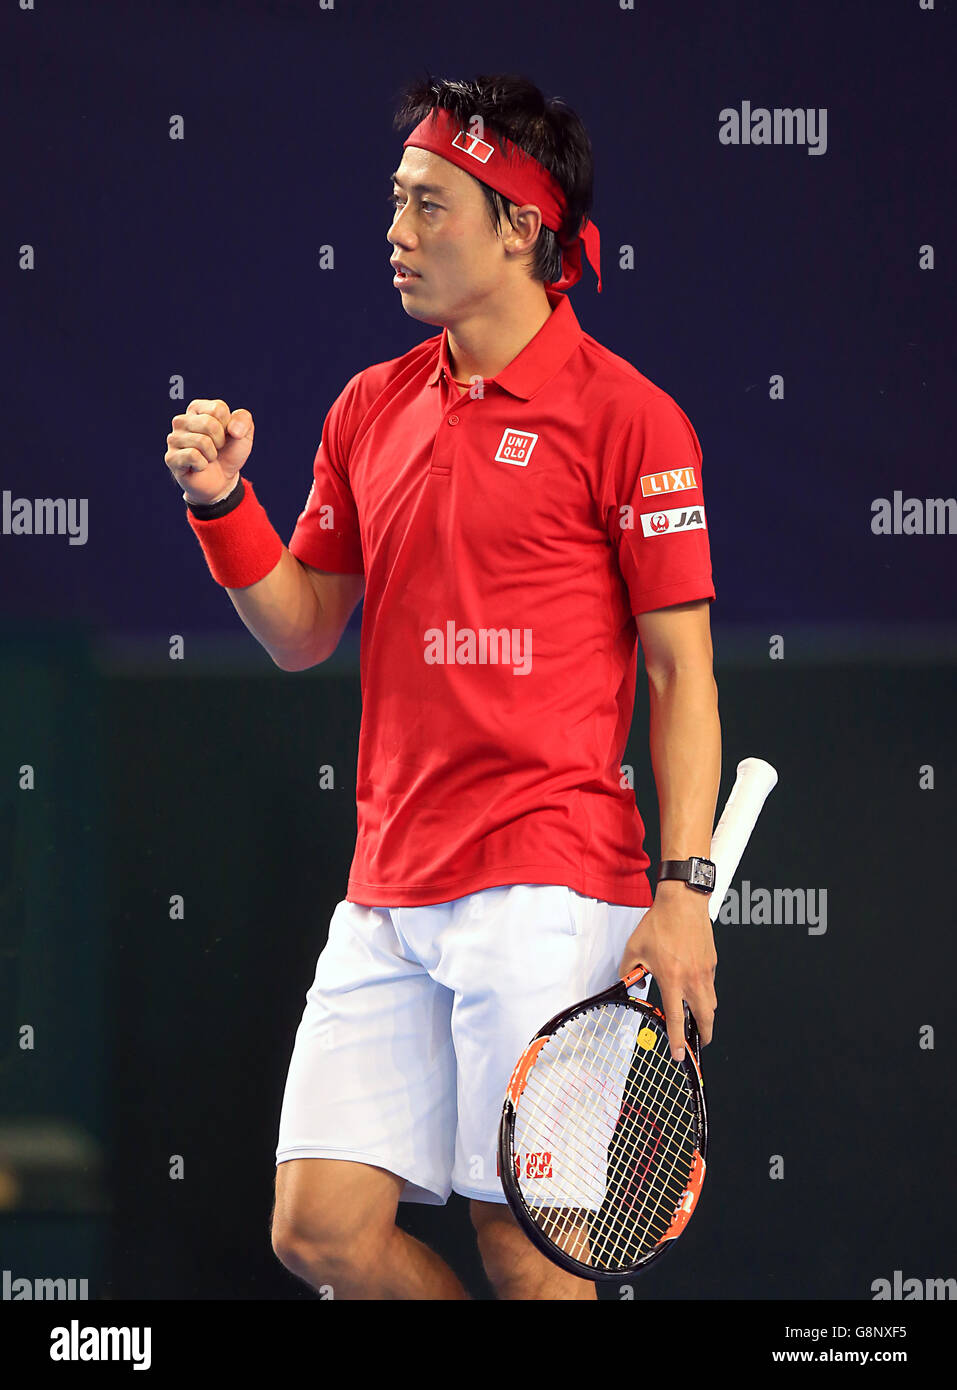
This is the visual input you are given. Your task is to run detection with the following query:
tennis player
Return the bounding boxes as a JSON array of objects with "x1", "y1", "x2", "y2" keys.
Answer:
[{"x1": 168, "y1": 73, "x2": 721, "y2": 1300}]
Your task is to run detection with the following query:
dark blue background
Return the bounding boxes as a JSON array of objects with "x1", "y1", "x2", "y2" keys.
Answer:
[{"x1": 4, "y1": 0, "x2": 953, "y2": 641}]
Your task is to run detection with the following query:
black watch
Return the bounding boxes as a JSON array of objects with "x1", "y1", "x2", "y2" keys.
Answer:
[{"x1": 657, "y1": 856, "x2": 716, "y2": 894}]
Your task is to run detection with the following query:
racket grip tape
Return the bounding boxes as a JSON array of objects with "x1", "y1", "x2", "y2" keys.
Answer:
[{"x1": 708, "y1": 757, "x2": 778, "y2": 922}]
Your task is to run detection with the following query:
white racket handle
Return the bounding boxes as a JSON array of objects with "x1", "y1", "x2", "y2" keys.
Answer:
[{"x1": 707, "y1": 757, "x2": 778, "y2": 921}]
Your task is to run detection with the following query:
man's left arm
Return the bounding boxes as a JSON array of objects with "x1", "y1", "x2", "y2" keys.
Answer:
[{"x1": 617, "y1": 597, "x2": 721, "y2": 1062}]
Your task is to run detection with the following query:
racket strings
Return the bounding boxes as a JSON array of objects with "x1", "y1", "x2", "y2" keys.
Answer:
[
  {"x1": 592, "y1": 1061, "x2": 698, "y2": 1269},
  {"x1": 519, "y1": 1028, "x2": 695, "y2": 1266},
  {"x1": 512, "y1": 1002, "x2": 700, "y2": 1270},
  {"x1": 521, "y1": 1052, "x2": 692, "y2": 1229},
  {"x1": 518, "y1": 1005, "x2": 693, "y2": 1212},
  {"x1": 534, "y1": 1051, "x2": 692, "y2": 1266},
  {"x1": 599, "y1": 1033, "x2": 698, "y2": 1236},
  {"x1": 517, "y1": 1008, "x2": 692, "y2": 1218}
]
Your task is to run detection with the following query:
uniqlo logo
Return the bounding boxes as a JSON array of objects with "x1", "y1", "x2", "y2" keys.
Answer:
[
  {"x1": 524, "y1": 1152, "x2": 553, "y2": 1179},
  {"x1": 451, "y1": 129, "x2": 495, "y2": 163},
  {"x1": 640, "y1": 467, "x2": 697, "y2": 497},
  {"x1": 494, "y1": 428, "x2": 539, "y2": 467}
]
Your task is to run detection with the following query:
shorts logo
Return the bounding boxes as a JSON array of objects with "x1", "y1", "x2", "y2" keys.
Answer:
[
  {"x1": 451, "y1": 130, "x2": 495, "y2": 164},
  {"x1": 640, "y1": 467, "x2": 697, "y2": 497},
  {"x1": 494, "y1": 429, "x2": 539, "y2": 467},
  {"x1": 522, "y1": 1152, "x2": 553, "y2": 1179},
  {"x1": 641, "y1": 505, "x2": 707, "y2": 537},
  {"x1": 495, "y1": 1152, "x2": 553, "y2": 1179}
]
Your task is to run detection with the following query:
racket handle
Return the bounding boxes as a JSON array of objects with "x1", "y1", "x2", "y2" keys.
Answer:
[
  {"x1": 685, "y1": 757, "x2": 777, "y2": 1059},
  {"x1": 624, "y1": 757, "x2": 778, "y2": 1058},
  {"x1": 708, "y1": 757, "x2": 778, "y2": 922}
]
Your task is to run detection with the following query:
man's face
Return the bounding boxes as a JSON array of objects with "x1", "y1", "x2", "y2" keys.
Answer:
[{"x1": 387, "y1": 146, "x2": 512, "y2": 324}]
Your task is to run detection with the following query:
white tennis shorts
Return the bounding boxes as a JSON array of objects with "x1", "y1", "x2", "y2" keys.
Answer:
[{"x1": 275, "y1": 883, "x2": 651, "y2": 1205}]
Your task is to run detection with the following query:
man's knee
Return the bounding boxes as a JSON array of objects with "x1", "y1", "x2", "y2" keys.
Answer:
[
  {"x1": 272, "y1": 1220, "x2": 383, "y2": 1289},
  {"x1": 271, "y1": 1158, "x2": 400, "y2": 1288}
]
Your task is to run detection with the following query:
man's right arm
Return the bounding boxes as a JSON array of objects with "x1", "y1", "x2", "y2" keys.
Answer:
[
  {"x1": 166, "y1": 396, "x2": 364, "y2": 670},
  {"x1": 225, "y1": 552, "x2": 365, "y2": 671}
]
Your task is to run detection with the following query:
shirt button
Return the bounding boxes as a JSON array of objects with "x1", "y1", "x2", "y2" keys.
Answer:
[{"x1": 448, "y1": 414, "x2": 459, "y2": 425}]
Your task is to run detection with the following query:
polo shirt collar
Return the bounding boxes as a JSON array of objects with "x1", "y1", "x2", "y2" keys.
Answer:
[{"x1": 425, "y1": 287, "x2": 583, "y2": 400}]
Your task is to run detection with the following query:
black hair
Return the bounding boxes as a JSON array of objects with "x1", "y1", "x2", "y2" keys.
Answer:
[{"x1": 392, "y1": 72, "x2": 595, "y2": 286}]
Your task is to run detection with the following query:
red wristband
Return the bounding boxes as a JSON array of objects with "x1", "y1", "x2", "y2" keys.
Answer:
[{"x1": 185, "y1": 476, "x2": 284, "y2": 588}]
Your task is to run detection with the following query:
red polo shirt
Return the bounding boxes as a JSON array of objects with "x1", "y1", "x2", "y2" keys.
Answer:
[{"x1": 287, "y1": 287, "x2": 715, "y2": 907}]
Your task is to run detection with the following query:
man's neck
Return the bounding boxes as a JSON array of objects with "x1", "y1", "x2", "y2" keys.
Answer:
[{"x1": 446, "y1": 284, "x2": 554, "y2": 384}]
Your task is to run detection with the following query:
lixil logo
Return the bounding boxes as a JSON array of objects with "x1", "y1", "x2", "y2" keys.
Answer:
[{"x1": 641, "y1": 467, "x2": 697, "y2": 497}]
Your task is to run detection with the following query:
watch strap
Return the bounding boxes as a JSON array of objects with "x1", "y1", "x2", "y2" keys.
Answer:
[{"x1": 657, "y1": 857, "x2": 716, "y2": 892}]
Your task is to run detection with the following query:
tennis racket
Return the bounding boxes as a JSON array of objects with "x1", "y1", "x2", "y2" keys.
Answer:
[{"x1": 498, "y1": 756, "x2": 778, "y2": 1281}]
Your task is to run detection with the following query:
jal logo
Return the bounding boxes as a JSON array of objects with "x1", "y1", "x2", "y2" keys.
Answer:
[
  {"x1": 640, "y1": 467, "x2": 697, "y2": 497},
  {"x1": 641, "y1": 505, "x2": 707, "y2": 537},
  {"x1": 494, "y1": 429, "x2": 539, "y2": 467},
  {"x1": 451, "y1": 129, "x2": 494, "y2": 164}
]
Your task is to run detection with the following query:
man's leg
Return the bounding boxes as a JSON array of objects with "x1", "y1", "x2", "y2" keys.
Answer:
[
  {"x1": 470, "y1": 1199, "x2": 597, "y2": 1300},
  {"x1": 272, "y1": 900, "x2": 462, "y2": 1299},
  {"x1": 432, "y1": 888, "x2": 653, "y2": 1300},
  {"x1": 272, "y1": 1157, "x2": 469, "y2": 1300}
]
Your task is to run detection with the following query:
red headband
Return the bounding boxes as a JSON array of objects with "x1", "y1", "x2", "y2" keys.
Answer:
[{"x1": 402, "y1": 107, "x2": 602, "y2": 293}]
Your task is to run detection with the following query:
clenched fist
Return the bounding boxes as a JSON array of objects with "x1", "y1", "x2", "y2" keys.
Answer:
[{"x1": 165, "y1": 398, "x2": 255, "y2": 504}]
